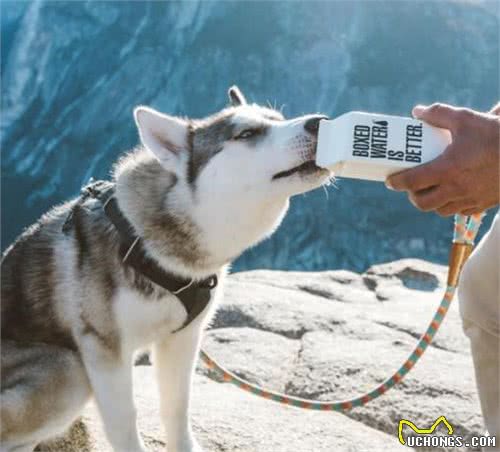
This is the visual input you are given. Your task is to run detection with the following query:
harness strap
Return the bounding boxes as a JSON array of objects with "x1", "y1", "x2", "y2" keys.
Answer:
[{"x1": 65, "y1": 180, "x2": 217, "y2": 332}]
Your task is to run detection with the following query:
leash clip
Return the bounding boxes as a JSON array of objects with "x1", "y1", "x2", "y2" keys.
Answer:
[{"x1": 447, "y1": 242, "x2": 474, "y2": 287}]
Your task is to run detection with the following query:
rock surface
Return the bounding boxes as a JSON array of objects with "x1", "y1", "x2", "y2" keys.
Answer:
[{"x1": 41, "y1": 259, "x2": 483, "y2": 451}]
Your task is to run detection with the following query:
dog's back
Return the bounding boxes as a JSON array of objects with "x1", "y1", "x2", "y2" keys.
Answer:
[
  {"x1": 1, "y1": 202, "x2": 96, "y2": 450},
  {"x1": 1, "y1": 203, "x2": 77, "y2": 349}
]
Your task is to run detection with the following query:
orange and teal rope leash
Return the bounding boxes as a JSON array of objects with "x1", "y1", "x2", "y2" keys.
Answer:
[{"x1": 200, "y1": 212, "x2": 485, "y2": 411}]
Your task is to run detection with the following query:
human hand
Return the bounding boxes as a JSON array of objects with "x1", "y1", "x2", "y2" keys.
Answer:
[{"x1": 385, "y1": 103, "x2": 500, "y2": 216}]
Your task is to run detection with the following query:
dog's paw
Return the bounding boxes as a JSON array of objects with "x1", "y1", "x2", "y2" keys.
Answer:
[
  {"x1": 169, "y1": 437, "x2": 204, "y2": 452},
  {"x1": 128, "y1": 434, "x2": 148, "y2": 452},
  {"x1": 190, "y1": 439, "x2": 204, "y2": 452},
  {"x1": 130, "y1": 442, "x2": 149, "y2": 452}
]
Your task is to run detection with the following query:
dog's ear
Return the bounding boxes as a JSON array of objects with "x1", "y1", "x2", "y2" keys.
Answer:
[
  {"x1": 228, "y1": 85, "x2": 247, "y2": 106},
  {"x1": 134, "y1": 106, "x2": 188, "y2": 169}
]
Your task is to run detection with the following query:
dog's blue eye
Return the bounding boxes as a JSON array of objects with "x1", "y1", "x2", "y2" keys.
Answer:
[{"x1": 236, "y1": 129, "x2": 258, "y2": 140}]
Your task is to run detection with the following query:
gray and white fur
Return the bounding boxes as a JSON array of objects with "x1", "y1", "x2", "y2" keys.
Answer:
[{"x1": 1, "y1": 86, "x2": 332, "y2": 452}]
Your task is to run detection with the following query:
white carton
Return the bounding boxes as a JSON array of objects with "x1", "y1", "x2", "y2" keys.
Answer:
[{"x1": 316, "y1": 112, "x2": 451, "y2": 181}]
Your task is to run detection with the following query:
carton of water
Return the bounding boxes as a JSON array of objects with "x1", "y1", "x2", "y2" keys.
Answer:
[{"x1": 316, "y1": 112, "x2": 451, "y2": 181}]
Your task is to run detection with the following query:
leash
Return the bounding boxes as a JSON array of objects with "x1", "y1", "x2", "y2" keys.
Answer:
[
  {"x1": 64, "y1": 181, "x2": 486, "y2": 410},
  {"x1": 200, "y1": 212, "x2": 485, "y2": 411}
]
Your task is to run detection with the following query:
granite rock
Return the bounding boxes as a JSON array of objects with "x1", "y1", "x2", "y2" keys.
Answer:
[{"x1": 41, "y1": 259, "x2": 483, "y2": 452}]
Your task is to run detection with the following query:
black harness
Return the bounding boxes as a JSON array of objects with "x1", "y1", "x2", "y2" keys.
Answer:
[{"x1": 63, "y1": 180, "x2": 217, "y2": 332}]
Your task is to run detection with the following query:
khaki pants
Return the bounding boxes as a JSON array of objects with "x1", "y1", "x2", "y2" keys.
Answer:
[{"x1": 459, "y1": 212, "x2": 500, "y2": 451}]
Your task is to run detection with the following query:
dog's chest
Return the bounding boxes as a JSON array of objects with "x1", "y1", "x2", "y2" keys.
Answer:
[{"x1": 113, "y1": 287, "x2": 188, "y2": 349}]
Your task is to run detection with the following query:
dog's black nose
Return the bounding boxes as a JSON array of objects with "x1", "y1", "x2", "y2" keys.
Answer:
[{"x1": 304, "y1": 115, "x2": 328, "y2": 134}]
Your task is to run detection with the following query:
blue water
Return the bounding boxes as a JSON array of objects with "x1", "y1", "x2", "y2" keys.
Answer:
[{"x1": 1, "y1": 0, "x2": 498, "y2": 272}]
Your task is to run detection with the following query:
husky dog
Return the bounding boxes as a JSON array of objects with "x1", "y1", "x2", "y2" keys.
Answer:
[{"x1": 1, "y1": 86, "x2": 331, "y2": 452}]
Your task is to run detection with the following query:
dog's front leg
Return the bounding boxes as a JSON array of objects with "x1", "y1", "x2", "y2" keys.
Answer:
[
  {"x1": 153, "y1": 324, "x2": 203, "y2": 452},
  {"x1": 81, "y1": 340, "x2": 146, "y2": 452}
]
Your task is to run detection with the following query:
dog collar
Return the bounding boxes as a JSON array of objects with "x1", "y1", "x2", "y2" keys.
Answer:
[{"x1": 63, "y1": 179, "x2": 217, "y2": 332}]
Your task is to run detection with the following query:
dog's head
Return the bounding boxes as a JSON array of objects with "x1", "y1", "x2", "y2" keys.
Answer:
[
  {"x1": 134, "y1": 86, "x2": 331, "y2": 201},
  {"x1": 131, "y1": 87, "x2": 332, "y2": 267}
]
